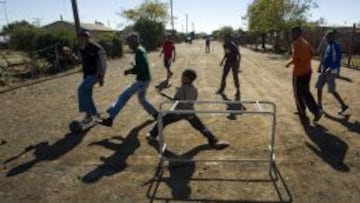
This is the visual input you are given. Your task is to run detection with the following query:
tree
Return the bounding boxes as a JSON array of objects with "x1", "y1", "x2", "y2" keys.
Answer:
[
  {"x1": 121, "y1": 0, "x2": 168, "y2": 51},
  {"x1": 121, "y1": 0, "x2": 168, "y2": 23},
  {"x1": 246, "y1": 0, "x2": 317, "y2": 51},
  {"x1": 134, "y1": 18, "x2": 164, "y2": 50},
  {"x1": 2, "y1": 20, "x2": 36, "y2": 35},
  {"x1": 213, "y1": 26, "x2": 234, "y2": 40}
]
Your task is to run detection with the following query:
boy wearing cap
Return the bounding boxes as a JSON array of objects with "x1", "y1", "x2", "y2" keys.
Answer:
[
  {"x1": 77, "y1": 30, "x2": 107, "y2": 124},
  {"x1": 316, "y1": 31, "x2": 349, "y2": 115},
  {"x1": 101, "y1": 33, "x2": 158, "y2": 127}
]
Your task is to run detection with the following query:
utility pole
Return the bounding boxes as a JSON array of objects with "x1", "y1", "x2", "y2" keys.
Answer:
[
  {"x1": 170, "y1": 0, "x2": 175, "y2": 36},
  {"x1": 185, "y1": 14, "x2": 188, "y2": 35},
  {"x1": 70, "y1": 0, "x2": 81, "y2": 33},
  {"x1": 0, "y1": 1, "x2": 9, "y2": 26}
]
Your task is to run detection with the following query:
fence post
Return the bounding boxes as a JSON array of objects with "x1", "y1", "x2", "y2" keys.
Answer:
[{"x1": 347, "y1": 23, "x2": 356, "y2": 67}]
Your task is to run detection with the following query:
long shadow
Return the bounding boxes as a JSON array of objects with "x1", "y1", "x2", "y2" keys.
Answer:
[
  {"x1": 81, "y1": 120, "x2": 154, "y2": 183},
  {"x1": 146, "y1": 141, "x2": 292, "y2": 203},
  {"x1": 219, "y1": 93, "x2": 246, "y2": 120},
  {"x1": 299, "y1": 117, "x2": 350, "y2": 172},
  {"x1": 3, "y1": 129, "x2": 90, "y2": 177},
  {"x1": 0, "y1": 69, "x2": 80, "y2": 95},
  {"x1": 147, "y1": 141, "x2": 212, "y2": 200},
  {"x1": 155, "y1": 79, "x2": 171, "y2": 92},
  {"x1": 324, "y1": 112, "x2": 360, "y2": 135},
  {"x1": 337, "y1": 75, "x2": 353, "y2": 83}
]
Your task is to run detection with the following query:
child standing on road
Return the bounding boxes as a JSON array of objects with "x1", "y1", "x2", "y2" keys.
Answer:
[
  {"x1": 217, "y1": 34, "x2": 241, "y2": 98},
  {"x1": 147, "y1": 69, "x2": 229, "y2": 149},
  {"x1": 100, "y1": 33, "x2": 158, "y2": 127},
  {"x1": 160, "y1": 35, "x2": 176, "y2": 79}
]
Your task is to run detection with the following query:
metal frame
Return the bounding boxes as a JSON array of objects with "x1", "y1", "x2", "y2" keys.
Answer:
[{"x1": 156, "y1": 100, "x2": 277, "y2": 178}]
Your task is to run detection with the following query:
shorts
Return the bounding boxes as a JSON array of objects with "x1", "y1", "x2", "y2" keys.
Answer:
[
  {"x1": 164, "y1": 57, "x2": 172, "y2": 68},
  {"x1": 316, "y1": 72, "x2": 336, "y2": 92}
]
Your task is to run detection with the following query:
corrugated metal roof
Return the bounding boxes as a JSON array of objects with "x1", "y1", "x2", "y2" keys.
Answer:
[{"x1": 43, "y1": 21, "x2": 116, "y2": 32}]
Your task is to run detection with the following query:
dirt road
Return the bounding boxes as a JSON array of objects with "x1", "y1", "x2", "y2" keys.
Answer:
[{"x1": 0, "y1": 40, "x2": 359, "y2": 202}]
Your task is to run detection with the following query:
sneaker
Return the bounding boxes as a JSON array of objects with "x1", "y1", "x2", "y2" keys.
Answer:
[
  {"x1": 338, "y1": 105, "x2": 349, "y2": 115},
  {"x1": 81, "y1": 116, "x2": 93, "y2": 125},
  {"x1": 313, "y1": 110, "x2": 323, "y2": 122},
  {"x1": 93, "y1": 114, "x2": 105, "y2": 122},
  {"x1": 146, "y1": 133, "x2": 158, "y2": 142},
  {"x1": 100, "y1": 117, "x2": 113, "y2": 127},
  {"x1": 209, "y1": 139, "x2": 230, "y2": 150}
]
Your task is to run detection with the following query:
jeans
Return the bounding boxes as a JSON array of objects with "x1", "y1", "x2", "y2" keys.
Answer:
[
  {"x1": 78, "y1": 75, "x2": 98, "y2": 116},
  {"x1": 107, "y1": 80, "x2": 157, "y2": 119}
]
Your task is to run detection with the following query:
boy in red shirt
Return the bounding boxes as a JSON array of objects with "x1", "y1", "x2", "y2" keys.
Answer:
[{"x1": 160, "y1": 35, "x2": 176, "y2": 79}]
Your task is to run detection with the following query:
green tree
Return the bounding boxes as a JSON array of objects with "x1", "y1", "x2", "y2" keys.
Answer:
[
  {"x1": 133, "y1": 18, "x2": 164, "y2": 50},
  {"x1": 247, "y1": 0, "x2": 317, "y2": 51},
  {"x1": 121, "y1": 0, "x2": 168, "y2": 51},
  {"x1": 121, "y1": 0, "x2": 168, "y2": 23},
  {"x1": 2, "y1": 20, "x2": 36, "y2": 35}
]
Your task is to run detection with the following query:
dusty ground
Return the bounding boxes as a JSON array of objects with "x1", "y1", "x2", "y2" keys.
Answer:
[{"x1": 0, "y1": 40, "x2": 359, "y2": 203}]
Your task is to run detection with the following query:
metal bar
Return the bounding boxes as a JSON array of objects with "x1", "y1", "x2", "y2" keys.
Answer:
[
  {"x1": 169, "y1": 100, "x2": 179, "y2": 111},
  {"x1": 256, "y1": 100, "x2": 263, "y2": 111},
  {"x1": 156, "y1": 100, "x2": 277, "y2": 180},
  {"x1": 161, "y1": 110, "x2": 274, "y2": 115},
  {"x1": 160, "y1": 158, "x2": 271, "y2": 163}
]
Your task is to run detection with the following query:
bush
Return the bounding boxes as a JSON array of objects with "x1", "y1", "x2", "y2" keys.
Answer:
[
  {"x1": 97, "y1": 34, "x2": 123, "y2": 58},
  {"x1": 8, "y1": 26, "x2": 39, "y2": 52},
  {"x1": 133, "y1": 18, "x2": 165, "y2": 51},
  {"x1": 34, "y1": 28, "x2": 76, "y2": 63}
]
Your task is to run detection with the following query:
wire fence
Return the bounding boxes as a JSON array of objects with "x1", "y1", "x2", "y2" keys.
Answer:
[{"x1": 241, "y1": 24, "x2": 360, "y2": 69}]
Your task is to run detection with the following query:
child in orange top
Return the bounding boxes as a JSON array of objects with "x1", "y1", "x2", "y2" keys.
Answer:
[{"x1": 286, "y1": 26, "x2": 322, "y2": 122}]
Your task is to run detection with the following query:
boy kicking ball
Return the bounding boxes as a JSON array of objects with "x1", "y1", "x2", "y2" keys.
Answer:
[{"x1": 147, "y1": 69, "x2": 229, "y2": 150}]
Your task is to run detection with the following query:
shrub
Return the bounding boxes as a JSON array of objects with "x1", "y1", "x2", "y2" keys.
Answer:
[
  {"x1": 97, "y1": 34, "x2": 123, "y2": 58},
  {"x1": 33, "y1": 28, "x2": 76, "y2": 63},
  {"x1": 133, "y1": 18, "x2": 165, "y2": 51},
  {"x1": 8, "y1": 26, "x2": 39, "y2": 52}
]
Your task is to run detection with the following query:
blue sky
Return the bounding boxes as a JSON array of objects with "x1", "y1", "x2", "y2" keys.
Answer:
[{"x1": 0, "y1": 0, "x2": 359, "y2": 33}]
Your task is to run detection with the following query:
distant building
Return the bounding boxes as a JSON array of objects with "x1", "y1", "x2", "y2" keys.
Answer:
[{"x1": 43, "y1": 20, "x2": 117, "y2": 38}]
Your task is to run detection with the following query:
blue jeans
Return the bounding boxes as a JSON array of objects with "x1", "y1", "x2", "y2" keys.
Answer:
[
  {"x1": 107, "y1": 81, "x2": 157, "y2": 119},
  {"x1": 78, "y1": 75, "x2": 98, "y2": 116}
]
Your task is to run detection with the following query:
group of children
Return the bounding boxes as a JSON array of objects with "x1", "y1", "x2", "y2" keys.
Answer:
[
  {"x1": 286, "y1": 26, "x2": 349, "y2": 122},
  {"x1": 77, "y1": 31, "x2": 229, "y2": 150},
  {"x1": 76, "y1": 26, "x2": 350, "y2": 151}
]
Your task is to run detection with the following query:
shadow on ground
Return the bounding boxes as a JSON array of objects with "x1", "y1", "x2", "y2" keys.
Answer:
[
  {"x1": 3, "y1": 128, "x2": 91, "y2": 177},
  {"x1": 219, "y1": 93, "x2": 246, "y2": 120},
  {"x1": 144, "y1": 140, "x2": 292, "y2": 203},
  {"x1": 81, "y1": 120, "x2": 154, "y2": 183},
  {"x1": 324, "y1": 112, "x2": 360, "y2": 135},
  {"x1": 300, "y1": 116, "x2": 350, "y2": 172}
]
